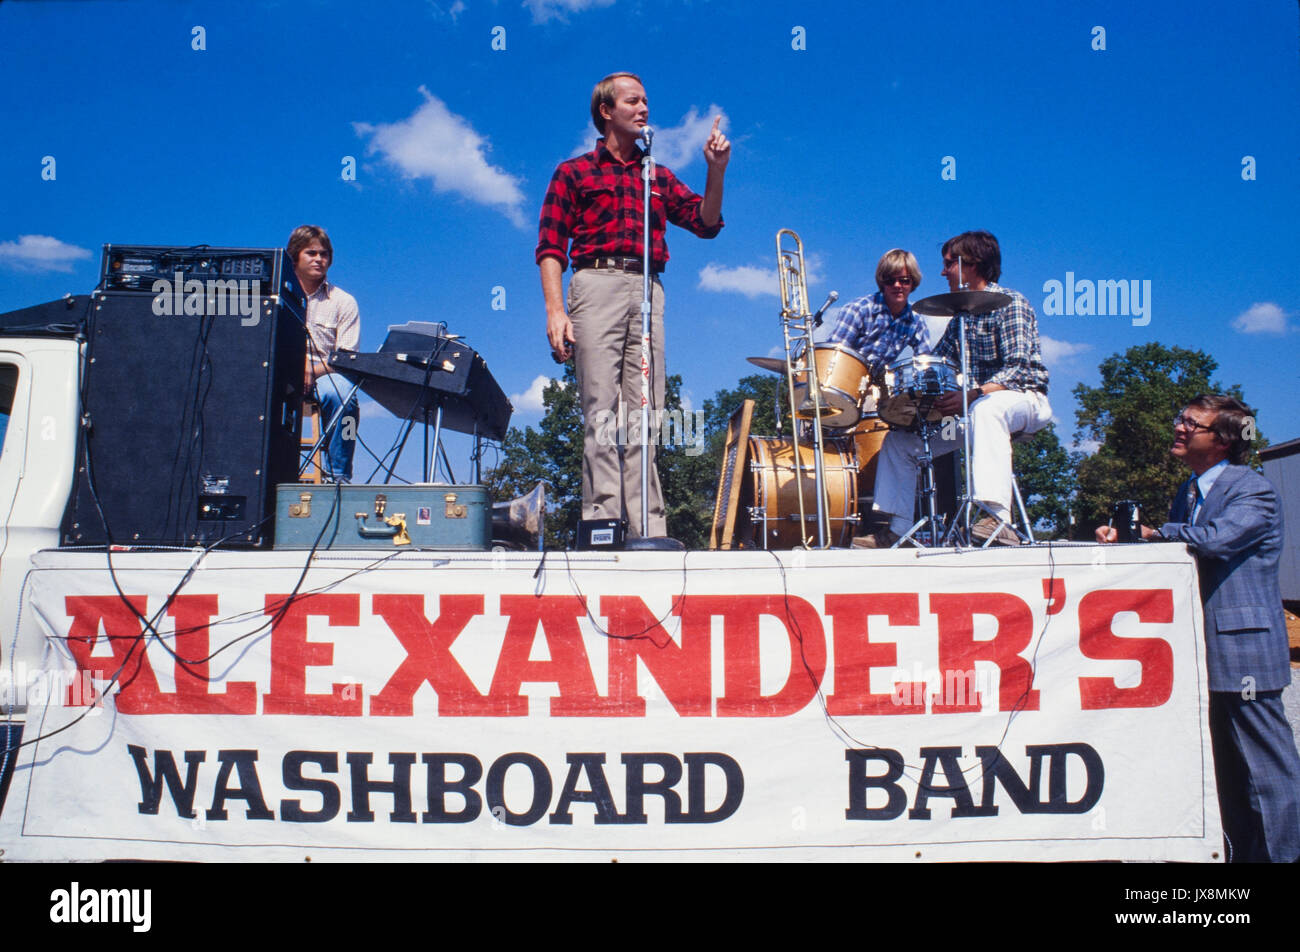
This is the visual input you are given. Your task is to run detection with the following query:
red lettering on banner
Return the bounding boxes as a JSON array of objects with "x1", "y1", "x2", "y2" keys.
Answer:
[
  {"x1": 262, "y1": 594, "x2": 362, "y2": 716},
  {"x1": 490, "y1": 596, "x2": 619, "y2": 716},
  {"x1": 1077, "y1": 589, "x2": 1174, "y2": 709},
  {"x1": 369, "y1": 594, "x2": 505, "y2": 716},
  {"x1": 930, "y1": 593, "x2": 1039, "y2": 713},
  {"x1": 824, "y1": 594, "x2": 924, "y2": 715},
  {"x1": 699, "y1": 595, "x2": 826, "y2": 717},
  {"x1": 602, "y1": 596, "x2": 710, "y2": 716},
  {"x1": 63, "y1": 595, "x2": 166, "y2": 713},
  {"x1": 164, "y1": 595, "x2": 257, "y2": 714}
]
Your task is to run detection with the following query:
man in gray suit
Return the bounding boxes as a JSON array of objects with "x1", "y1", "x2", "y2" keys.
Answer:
[{"x1": 1097, "y1": 394, "x2": 1300, "y2": 861}]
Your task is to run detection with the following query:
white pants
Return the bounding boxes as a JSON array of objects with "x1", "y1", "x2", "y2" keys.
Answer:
[{"x1": 872, "y1": 389, "x2": 1052, "y2": 536}]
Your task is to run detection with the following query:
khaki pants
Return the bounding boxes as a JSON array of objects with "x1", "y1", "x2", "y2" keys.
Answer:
[{"x1": 569, "y1": 267, "x2": 666, "y2": 538}]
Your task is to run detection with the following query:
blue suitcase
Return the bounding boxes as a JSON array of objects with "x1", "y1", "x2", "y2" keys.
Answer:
[{"x1": 274, "y1": 483, "x2": 490, "y2": 550}]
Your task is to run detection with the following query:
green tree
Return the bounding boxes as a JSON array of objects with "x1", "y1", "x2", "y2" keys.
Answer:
[
  {"x1": 486, "y1": 366, "x2": 713, "y2": 548},
  {"x1": 1071, "y1": 343, "x2": 1264, "y2": 537},
  {"x1": 484, "y1": 364, "x2": 583, "y2": 549},
  {"x1": 1010, "y1": 424, "x2": 1079, "y2": 539}
]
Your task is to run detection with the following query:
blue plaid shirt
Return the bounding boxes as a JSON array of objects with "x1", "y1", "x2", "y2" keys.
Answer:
[
  {"x1": 931, "y1": 283, "x2": 1050, "y2": 392},
  {"x1": 824, "y1": 291, "x2": 930, "y2": 377}
]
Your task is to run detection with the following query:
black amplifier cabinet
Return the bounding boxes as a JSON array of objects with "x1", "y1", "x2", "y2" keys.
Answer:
[{"x1": 63, "y1": 247, "x2": 307, "y2": 548}]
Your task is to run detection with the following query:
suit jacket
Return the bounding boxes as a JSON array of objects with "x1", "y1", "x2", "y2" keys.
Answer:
[{"x1": 1161, "y1": 464, "x2": 1290, "y2": 693}]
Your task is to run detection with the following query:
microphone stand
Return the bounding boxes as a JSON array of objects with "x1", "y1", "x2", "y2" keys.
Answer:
[
  {"x1": 639, "y1": 127, "x2": 653, "y2": 538},
  {"x1": 624, "y1": 126, "x2": 681, "y2": 551}
]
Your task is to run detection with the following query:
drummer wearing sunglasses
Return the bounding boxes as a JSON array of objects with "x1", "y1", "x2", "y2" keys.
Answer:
[{"x1": 824, "y1": 249, "x2": 929, "y2": 378}]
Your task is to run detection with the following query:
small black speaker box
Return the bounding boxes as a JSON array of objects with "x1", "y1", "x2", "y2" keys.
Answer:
[{"x1": 576, "y1": 518, "x2": 627, "y2": 551}]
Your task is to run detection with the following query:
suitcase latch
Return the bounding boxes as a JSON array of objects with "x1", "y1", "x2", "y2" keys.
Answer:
[
  {"x1": 288, "y1": 492, "x2": 312, "y2": 518},
  {"x1": 444, "y1": 493, "x2": 467, "y2": 519}
]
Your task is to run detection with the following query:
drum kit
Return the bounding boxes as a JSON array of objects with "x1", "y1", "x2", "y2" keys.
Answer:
[{"x1": 732, "y1": 230, "x2": 1016, "y2": 550}]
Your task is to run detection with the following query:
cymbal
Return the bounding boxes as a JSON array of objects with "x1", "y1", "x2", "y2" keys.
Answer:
[
  {"x1": 746, "y1": 356, "x2": 788, "y2": 374},
  {"x1": 912, "y1": 289, "x2": 1013, "y2": 317}
]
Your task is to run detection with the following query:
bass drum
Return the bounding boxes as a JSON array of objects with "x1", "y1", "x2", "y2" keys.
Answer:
[
  {"x1": 741, "y1": 436, "x2": 858, "y2": 548},
  {"x1": 850, "y1": 415, "x2": 890, "y2": 501}
]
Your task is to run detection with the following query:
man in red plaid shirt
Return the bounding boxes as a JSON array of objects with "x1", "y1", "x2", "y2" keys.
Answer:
[{"x1": 536, "y1": 72, "x2": 730, "y2": 538}]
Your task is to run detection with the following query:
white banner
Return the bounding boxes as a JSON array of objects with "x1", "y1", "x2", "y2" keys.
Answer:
[{"x1": 1, "y1": 544, "x2": 1221, "y2": 861}]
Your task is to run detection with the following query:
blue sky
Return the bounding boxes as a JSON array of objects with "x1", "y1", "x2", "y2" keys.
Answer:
[{"x1": 1, "y1": 0, "x2": 1297, "y2": 480}]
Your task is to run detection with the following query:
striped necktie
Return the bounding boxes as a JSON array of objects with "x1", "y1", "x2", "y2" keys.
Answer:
[{"x1": 1186, "y1": 480, "x2": 1201, "y2": 524}]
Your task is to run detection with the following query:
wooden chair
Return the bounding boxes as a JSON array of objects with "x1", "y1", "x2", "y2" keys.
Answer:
[{"x1": 299, "y1": 400, "x2": 324, "y2": 484}]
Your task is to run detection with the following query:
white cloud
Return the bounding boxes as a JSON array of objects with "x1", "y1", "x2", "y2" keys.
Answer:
[
  {"x1": 524, "y1": 0, "x2": 615, "y2": 24},
  {"x1": 511, "y1": 374, "x2": 563, "y2": 413},
  {"x1": 1231, "y1": 302, "x2": 1290, "y2": 335},
  {"x1": 354, "y1": 87, "x2": 527, "y2": 227},
  {"x1": 565, "y1": 105, "x2": 728, "y2": 169},
  {"x1": 357, "y1": 397, "x2": 389, "y2": 421},
  {"x1": 697, "y1": 253, "x2": 823, "y2": 300},
  {"x1": 0, "y1": 234, "x2": 93, "y2": 273},
  {"x1": 698, "y1": 263, "x2": 776, "y2": 299},
  {"x1": 1039, "y1": 335, "x2": 1089, "y2": 363},
  {"x1": 653, "y1": 106, "x2": 726, "y2": 171}
]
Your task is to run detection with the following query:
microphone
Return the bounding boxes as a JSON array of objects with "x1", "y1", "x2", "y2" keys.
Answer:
[
  {"x1": 637, "y1": 125, "x2": 654, "y2": 149},
  {"x1": 811, "y1": 290, "x2": 839, "y2": 327}
]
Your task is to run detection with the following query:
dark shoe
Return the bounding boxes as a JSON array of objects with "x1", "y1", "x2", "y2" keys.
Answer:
[
  {"x1": 853, "y1": 529, "x2": 901, "y2": 549},
  {"x1": 971, "y1": 517, "x2": 1020, "y2": 546}
]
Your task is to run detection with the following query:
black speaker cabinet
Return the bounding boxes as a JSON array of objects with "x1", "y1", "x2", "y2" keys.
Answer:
[{"x1": 63, "y1": 261, "x2": 307, "y2": 548}]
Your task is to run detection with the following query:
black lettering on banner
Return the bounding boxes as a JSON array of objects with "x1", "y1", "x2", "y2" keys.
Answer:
[
  {"x1": 971, "y1": 745, "x2": 1105, "y2": 815},
  {"x1": 422, "y1": 753, "x2": 483, "y2": 823},
  {"x1": 1040, "y1": 743, "x2": 1104, "y2": 813},
  {"x1": 972, "y1": 746, "x2": 1044, "y2": 816},
  {"x1": 683, "y1": 752, "x2": 744, "y2": 823},
  {"x1": 486, "y1": 752, "x2": 552, "y2": 826},
  {"x1": 845, "y1": 748, "x2": 907, "y2": 820},
  {"x1": 128, "y1": 744, "x2": 205, "y2": 818},
  {"x1": 206, "y1": 750, "x2": 275, "y2": 821},
  {"x1": 846, "y1": 743, "x2": 1107, "y2": 821},
  {"x1": 909, "y1": 747, "x2": 975, "y2": 820},
  {"x1": 346, "y1": 752, "x2": 417, "y2": 823},
  {"x1": 549, "y1": 753, "x2": 623, "y2": 825},
  {"x1": 282, "y1": 751, "x2": 341, "y2": 823},
  {"x1": 621, "y1": 752, "x2": 685, "y2": 823}
]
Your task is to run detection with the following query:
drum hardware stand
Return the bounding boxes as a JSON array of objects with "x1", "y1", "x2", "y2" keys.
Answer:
[
  {"x1": 942, "y1": 262, "x2": 1025, "y2": 548},
  {"x1": 892, "y1": 413, "x2": 946, "y2": 548},
  {"x1": 912, "y1": 258, "x2": 1026, "y2": 548},
  {"x1": 775, "y1": 228, "x2": 832, "y2": 548}
]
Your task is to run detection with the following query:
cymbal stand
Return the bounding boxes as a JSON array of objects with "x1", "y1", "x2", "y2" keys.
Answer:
[{"x1": 940, "y1": 272, "x2": 1024, "y2": 548}]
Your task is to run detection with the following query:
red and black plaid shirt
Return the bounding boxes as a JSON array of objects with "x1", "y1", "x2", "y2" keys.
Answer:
[{"x1": 535, "y1": 140, "x2": 723, "y2": 272}]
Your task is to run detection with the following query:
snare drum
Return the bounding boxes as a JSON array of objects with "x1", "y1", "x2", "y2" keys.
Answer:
[
  {"x1": 878, "y1": 354, "x2": 960, "y2": 428},
  {"x1": 742, "y1": 436, "x2": 858, "y2": 548},
  {"x1": 791, "y1": 343, "x2": 871, "y2": 430}
]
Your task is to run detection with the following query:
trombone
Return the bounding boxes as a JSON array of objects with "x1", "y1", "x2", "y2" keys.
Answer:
[{"x1": 775, "y1": 228, "x2": 831, "y2": 548}]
